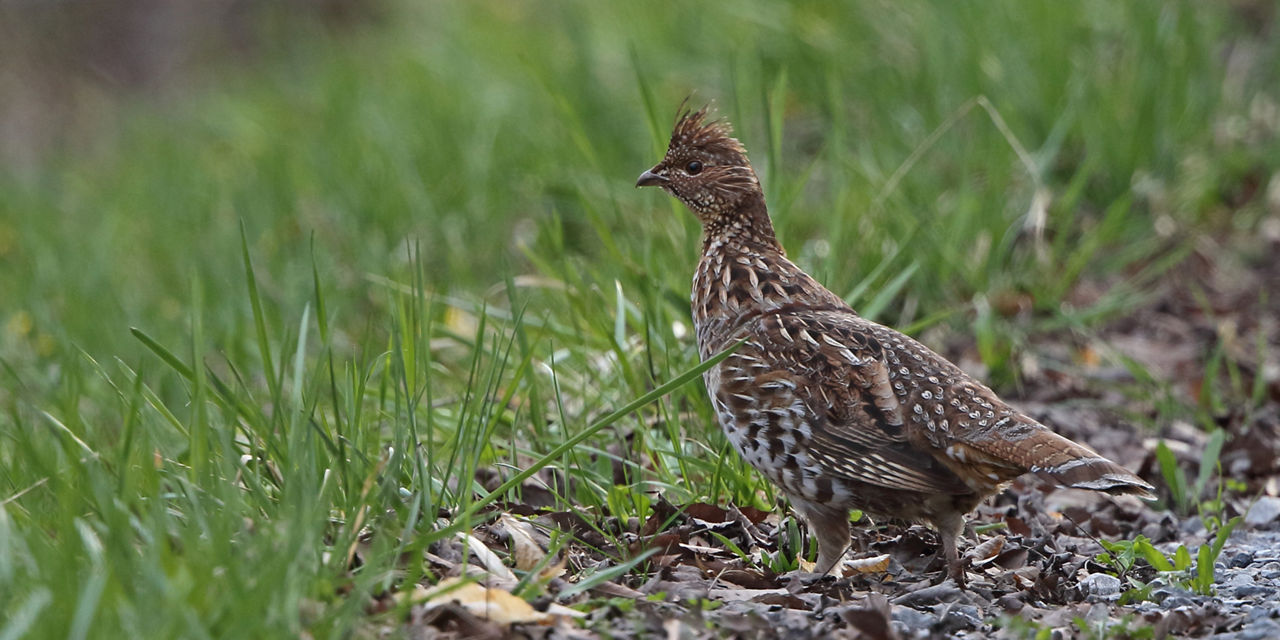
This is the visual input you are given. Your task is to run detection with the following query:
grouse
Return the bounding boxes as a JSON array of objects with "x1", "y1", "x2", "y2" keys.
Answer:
[{"x1": 636, "y1": 104, "x2": 1154, "y2": 582}]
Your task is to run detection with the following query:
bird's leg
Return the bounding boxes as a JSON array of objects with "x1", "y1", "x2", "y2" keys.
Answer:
[
  {"x1": 790, "y1": 497, "x2": 851, "y2": 575},
  {"x1": 934, "y1": 510, "x2": 967, "y2": 587}
]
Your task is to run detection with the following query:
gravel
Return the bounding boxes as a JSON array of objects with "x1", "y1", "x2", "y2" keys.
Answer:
[
  {"x1": 743, "y1": 529, "x2": 1280, "y2": 639},
  {"x1": 1239, "y1": 618, "x2": 1280, "y2": 640},
  {"x1": 1244, "y1": 497, "x2": 1280, "y2": 528}
]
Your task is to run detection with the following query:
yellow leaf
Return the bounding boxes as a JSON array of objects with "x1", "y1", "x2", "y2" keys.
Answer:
[
  {"x1": 498, "y1": 514, "x2": 546, "y2": 572},
  {"x1": 843, "y1": 553, "x2": 891, "y2": 575},
  {"x1": 406, "y1": 578, "x2": 576, "y2": 626}
]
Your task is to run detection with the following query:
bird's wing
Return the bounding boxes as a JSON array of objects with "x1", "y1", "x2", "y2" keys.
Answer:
[
  {"x1": 723, "y1": 309, "x2": 969, "y2": 495},
  {"x1": 854, "y1": 318, "x2": 1152, "y2": 498}
]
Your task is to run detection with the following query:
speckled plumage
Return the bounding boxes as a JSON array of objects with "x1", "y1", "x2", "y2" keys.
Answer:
[{"x1": 637, "y1": 105, "x2": 1154, "y2": 582}]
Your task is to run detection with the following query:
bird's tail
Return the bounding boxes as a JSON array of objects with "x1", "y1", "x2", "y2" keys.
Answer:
[
  {"x1": 1025, "y1": 429, "x2": 1154, "y2": 499},
  {"x1": 979, "y1": 418, "x2": 1156, "y2": 499}
]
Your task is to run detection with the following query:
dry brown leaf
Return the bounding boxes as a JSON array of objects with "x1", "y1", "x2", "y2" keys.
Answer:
[
  {"x1": 404, "y1": 577, "x2": 583, "y2": 626},
  {"x1": 968, "y1": 535, "x2": 1006, "y2": 566},
  {"x1": 678, "y1": 542, "x2": 725, "y2": 556},
  {"x1": 706, "y1": 587, "x2": 790, "y2": 602},
  {"x1": 498, "y1": 513, "x2": 546, "y2": 572},
  {"x1": 458, "y1": 532, "x2": 516, "y2": 583},
  {"x1": 843, "y1": 553, "x2": 891, "y2": 575},
  {"x1": 1012, "y1": 565, "x2": 1040, "y2": 589}
]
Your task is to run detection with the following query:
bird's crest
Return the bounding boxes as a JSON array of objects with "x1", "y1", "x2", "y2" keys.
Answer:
[{"x1": 669, "y1": 102, "x2": 749, "y2": 166}]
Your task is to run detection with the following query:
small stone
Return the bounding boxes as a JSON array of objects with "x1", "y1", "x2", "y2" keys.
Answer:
[
  {"x1": 1153, "y1": 586, "x2": 1199, "y2": 610},
  {"x1": 1240, "y1": 618, "x2": 1280, "y2": 640},
  {"x1": 1140, "y1": 522, "x2": 1165, "y2": 541},
  {"x1": 1260, "y1": 562, "x2": 1280, "y2": 580},
  {"x1": 1246, "y1": 497, "x2": 1280, "y2": 528},
  {"x1": 1079, "y1": 573, "x2": 1122, "y2": 598},
  {"x1": 1231, "y1": 551, "x2": 1256, "y2": 568},
  {"x1": 1235, "y1": 585, "x2": 1275, "y2": 599},
  {"x1": 1180, "y1": 516, "x2": 1205, "y2": 534}
]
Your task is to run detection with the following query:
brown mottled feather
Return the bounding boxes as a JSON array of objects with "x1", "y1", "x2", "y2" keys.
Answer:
[{"x1": 637, "y1": 104, "x2": 1154, "y2": 583}]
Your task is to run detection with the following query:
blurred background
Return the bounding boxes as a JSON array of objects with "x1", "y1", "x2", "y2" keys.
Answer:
[{"x1": 1, "y1": 0, "x2": 1278, "y2": 432}]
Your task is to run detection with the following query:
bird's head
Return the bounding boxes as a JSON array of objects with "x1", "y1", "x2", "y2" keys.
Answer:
[{"x1": 636, "y1": 104, "x2": 762, "y2": 223}]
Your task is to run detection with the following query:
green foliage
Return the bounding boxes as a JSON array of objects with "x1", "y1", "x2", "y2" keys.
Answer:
[
  {"x1": 1097, "y1": 516, "x2": 1242, "y2": 598},
  {"x1": 1097, "y1": 535, "x2": 1187, "y2": 576},
  {"x1": 1101, "y1": 425, "x2": 1242, "y2": 600},
  {"x1": 762, "y1": 514, "x2": 806, "y2": 574},
  {"x1": 1155, "y1": 428, "x2": 1227, "y2": 515},
  {"x1": 1002, "y1": 614, "x2": 1158, "y2": 640},
  {"x1": 1072, "y1": 614, "x2": 1156, "y2": 640}
]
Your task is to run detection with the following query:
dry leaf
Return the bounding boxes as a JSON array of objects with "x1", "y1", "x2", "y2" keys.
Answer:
[
  {"x1": 968, "y1": 535, "x2": 1006, "y2": 566},
  {"x1": 706, "y1": 587, "x2": 790, "y2": 602},
  {"x1": 843, "y1": 553, "x2": 891, "y2": 575},
  {"x1": 405, "y1": 577, "x2": 583, "y2": 626},
  {"x1": 498, "y1": 513, "x2": 546, "y2": 572},
  {"x1": 678, "y1": 542, "x2": 725, "y2": 556},
  {"x1": 458, "y1": 532, "x2": 516, "y2": 583}
]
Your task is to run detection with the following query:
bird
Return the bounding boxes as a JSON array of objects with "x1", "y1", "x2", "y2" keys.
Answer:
[{"x1": 636, "y1": 104, "x2": 1154, "y2": 583}]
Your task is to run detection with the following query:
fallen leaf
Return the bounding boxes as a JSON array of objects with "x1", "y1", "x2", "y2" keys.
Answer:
[
  {"x1": 405, "y1": 577, "x2": 583, "y2": 626},
  {"x1": 678, "y1": 542, "x2": 725, "y2": 556},
  {"x1": 843, "y1": 553, "x2": 891, "y2": 575},
  {"x1": 968, "y1": 535, "x2": 1006, "y2": 566},
  {"x1": 841, "y1": 594, "x2": 897, "y2": 640},
  {"x1": 498, "y1": 514, "x2": 546, "y2": 572},
  {"x1": 707, "y1": 587, "x2": 791, "y2": 602},
  {"x1": 458, "y1": 532, "x2": 516, "y2": 583}
]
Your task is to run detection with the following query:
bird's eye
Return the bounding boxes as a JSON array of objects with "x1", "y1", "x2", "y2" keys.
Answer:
[{"x1": 685, "y1": 161, "x2": 703, "y2": 175}]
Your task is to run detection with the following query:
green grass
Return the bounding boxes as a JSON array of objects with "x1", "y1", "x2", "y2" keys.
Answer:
[{"x1": 2, "y1": 1, "x2": 1279, "y2": 636}]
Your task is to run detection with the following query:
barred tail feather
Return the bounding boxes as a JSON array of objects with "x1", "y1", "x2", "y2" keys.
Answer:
[
  {"x1": 977, "y1": 419, "x2": 1156, "y2": 500},
  {"x1": 1023, "y1": 431, "x2": 1155, "y2": 500}
]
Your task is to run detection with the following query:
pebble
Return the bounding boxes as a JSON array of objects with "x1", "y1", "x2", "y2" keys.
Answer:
[
  {"x1": 1153, "y1": 586, "x2": 1199, "y2": 610},
  {"x1": 1240, "y1": 618, "x2": 1280, "y2": 640},
  {"x1": 1245, "y1": 497, "x2": 1280, "y2": 528},
  {"x1": 1234, "y1": 585, "x2": 1274, "y2": 599},
  {"x1": 691, "y1": 529, "x2": 1280, "y2": 638},
  {"x1": 1245, "y1": 606, "x2": 1273, "y2": 622},
  {"x1": 1141, "y1": 522, "x2": 1164, "y2": 541},
  {"x1": 1180, "y1": 516, "x2": 1205, "y2": 534},
  {"x1": 1259, "y1": 561, "x2": 1280, "y2": 580},
  {"x1": 1230, "y1": 551, "x2": 1255, "y2": 568},
  {"x1": 1079, "y1": 573, "x2": 1122, "y2": 598}
]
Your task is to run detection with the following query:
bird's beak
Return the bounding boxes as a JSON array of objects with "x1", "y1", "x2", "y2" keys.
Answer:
[{"x1": 636, "y1": 168, "x2": 667, "y2": 188}]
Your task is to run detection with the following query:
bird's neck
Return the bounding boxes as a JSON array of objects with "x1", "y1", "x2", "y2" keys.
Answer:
[
  {"x1": 698, "y1": 195, "x2": 782, "y2": 256},
  {"x1": 692, "y1": 196, "x2": 850, "y2": 354}
]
